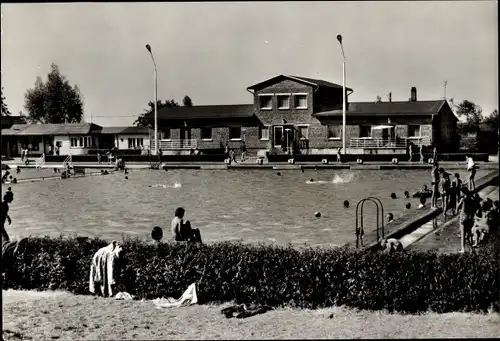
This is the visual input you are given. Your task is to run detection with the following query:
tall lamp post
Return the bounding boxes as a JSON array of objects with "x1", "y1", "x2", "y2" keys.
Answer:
[
  {"x1": 337, "y1": 34, "x2": 347, "y2": 155},
  {"x1": 145, "y1": 44, "x2": 158, "y2": 156}
]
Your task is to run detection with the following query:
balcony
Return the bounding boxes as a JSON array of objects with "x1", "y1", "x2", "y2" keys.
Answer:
[
  {"x1": 154, "y1": 139, "x2": 198, "y2": 150},
  {"x1": 349, "y1": 136, "x2": 431, "y2": 149}
]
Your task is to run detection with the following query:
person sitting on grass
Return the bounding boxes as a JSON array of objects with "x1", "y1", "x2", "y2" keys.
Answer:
[
  {"x1": 171, "y1": 207, "x2": 203, "y2": 243},
  {"x1": 1, "y1": 190, "x2": 14, "y2": 243},
  {"x1": 380, "y1": 238, "x2": 403, "y2": 253}
]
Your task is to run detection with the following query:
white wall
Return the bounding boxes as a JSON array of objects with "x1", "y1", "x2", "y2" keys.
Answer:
[
  {"x1": 53, "y1": 135, "x2": 95, "y2": 155},
  {"x1": 116, "y1": 134, "x2": 150, "y2": 150}
]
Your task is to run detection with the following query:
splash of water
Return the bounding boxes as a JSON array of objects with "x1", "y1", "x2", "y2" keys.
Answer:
[
  {"x1": 306, "y1": 173, "x2": 355, "y2": 184},
  {"x1": 172, "y1": 182, "x2": 182, "y2": 188},
  {"x1": 150, "y1": 182, "x2": 182, "y2": 188}
]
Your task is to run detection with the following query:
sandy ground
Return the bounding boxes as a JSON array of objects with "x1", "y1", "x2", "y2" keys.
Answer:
[{"x1": 2, "y1": 290, "x2": 500, "y2": 340}]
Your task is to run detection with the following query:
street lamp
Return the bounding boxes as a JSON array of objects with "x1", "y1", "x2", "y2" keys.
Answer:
[
  {"x1": 145, "y1": 44, "x2": 158, "y2": 156},
  {"x1": 337, "y1": 34, "x2": 347, "y2": 156}
]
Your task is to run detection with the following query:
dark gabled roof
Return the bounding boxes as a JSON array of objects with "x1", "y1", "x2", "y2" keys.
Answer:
[
  {"x1": 149, "y1": 104, "x2": 255, "y2": 121},
  {"x1": 246, "y1": 74, "x2": 353, "y2": 92},
  {"x1": 101, "y1": 126, "x2": 151, "y2": 135},
  {"x1": 1, "y1": 123, "x2": 103, "y2": 136},
  {"x1": 313, "y1": 100, "x2": 457, "y2": 120}
]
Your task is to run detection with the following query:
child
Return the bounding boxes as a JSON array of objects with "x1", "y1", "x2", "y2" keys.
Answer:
[
  {"x1": 447, "y1": 181, "x2": 458, "y2": 216},
  {"x1": 457, "y1": 187, "x2": 478, "y2": 252},
  {"x1": 171, "y1": 207, "x2": 202, "y2": 243},
  {"x1": 337, "y1": 147, "x2": 342, "y2": 163},
  {"x1": 466, "y1": 156, "x2": 477, "y2": 191},
  {"x1": 453, "y1": 173, "x2": 462, "y2": 202},
  {"x1": 431, "y1": 162, "x2": 440, "y2": 208},
  {"x1": 418, "y1": 197, "x2": 426, "y2": 209},
  {"x1": 1, "y1": 191, "x2": 14, "y2": 243}
]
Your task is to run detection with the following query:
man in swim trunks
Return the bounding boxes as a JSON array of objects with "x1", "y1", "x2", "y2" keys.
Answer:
[
  {"x1": 466, "y1": 156, "x2": 477, "y2": 191},
  {"x1": 171, "y1": 207, "x2": 202, "y2": 243},
  {"x1": 431, "y1": 162, "x2": 440, "y2": 208},
  {"x1": 457, "y1": 187, "x2": 478, "y2": 253}
]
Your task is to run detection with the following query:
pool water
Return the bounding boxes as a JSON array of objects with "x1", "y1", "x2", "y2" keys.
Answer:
[{"x1": 3, "y1": 168, "x2": 490, "y2": 247}]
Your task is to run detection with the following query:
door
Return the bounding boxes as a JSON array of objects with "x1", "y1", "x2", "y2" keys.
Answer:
[{"x1": 274, "y1": 126, "x2": 283, "y2": 148}]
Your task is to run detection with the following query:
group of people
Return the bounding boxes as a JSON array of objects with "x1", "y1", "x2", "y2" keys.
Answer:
[{"x1": 224, "y1": 141, "x2": 247, "y2": 163}]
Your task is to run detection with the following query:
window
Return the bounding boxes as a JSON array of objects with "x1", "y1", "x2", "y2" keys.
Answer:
[
  {"x1": 70, "y1": 136, "x2": 94, "y2": 148},
  {"x1": 294, "y1": 94, "x2": 308, "y2": 109},
  {"x1": 360, "y1": 125, "x2": 372, "y2": 138},
  {"x1": 163, "y1": 129, "x2": 171, "y2": 140},
  {"x1": 259, "y1": 126, "x2": 269, "y2": 140},
  {"x1": 408, "y1": 125, "x2": 421, "y2": 137},
  {"x1": 259, "y1": 95, "x2": 273, "y2": 110},
  {"x1": 229, "y1": 127, "x2": 242, "y2": 140},
  {"x1": 298, "y1": 126, "x2": 309, "y2": 140},
  {"x1": 277, "y1": 95, "x2": 290, "y2": 109},
  {"x1": 201, "y1": 128, "x2": 212, "y2": 140},
  {"x1": 128, "y1": 138, "x2": 144, "y2": 148},
  {"x1": 327, "y1": 125, "x2": 341, "y2": 139}
]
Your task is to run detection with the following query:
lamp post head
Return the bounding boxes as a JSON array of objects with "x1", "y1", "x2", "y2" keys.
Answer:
[
  {"x1": 336, "y1": 34, "x2": 343, "y2": 44},
  {"x1": 145, "y1": 44, "x2": 152, "y2": 53}
]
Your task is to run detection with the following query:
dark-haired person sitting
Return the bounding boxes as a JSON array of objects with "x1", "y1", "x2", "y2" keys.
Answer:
[
  {"x1": 171, "y1": 207, "x2": 203, "y2": 243},
  {"x1": 380, "y1": 238, "x2": 403, "y2": 253}
]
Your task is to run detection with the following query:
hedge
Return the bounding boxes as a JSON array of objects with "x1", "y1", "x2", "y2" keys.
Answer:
[{"x1": 2, "y1": 233, "x2": 499, "y2": 314}]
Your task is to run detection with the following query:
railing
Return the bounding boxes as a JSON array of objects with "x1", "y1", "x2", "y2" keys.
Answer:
[
  {"x1": 35, "y1": 153, "x2": 46, "y2": 169},
  {"x1": 350, "y1": 137, "x2": 431, "y2": 149},
  {"x1": 155, "y1": 139, "x2": 198, "y2": 150},
  {"x1": 63, "y1": 154, "x2": 72, "y2": 168}
]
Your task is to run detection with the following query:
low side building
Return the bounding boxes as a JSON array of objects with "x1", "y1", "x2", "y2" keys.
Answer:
[{"x1": 100, "y1": 126, "x2": 152, "y2": 152}]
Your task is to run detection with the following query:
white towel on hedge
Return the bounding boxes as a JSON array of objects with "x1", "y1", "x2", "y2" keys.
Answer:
[
  {"x1": 89, "y1": 241, "x2": 122, "y2": 297},
  {"x1": 153, "y1": 283, "x2": 198, "y2": 308}
]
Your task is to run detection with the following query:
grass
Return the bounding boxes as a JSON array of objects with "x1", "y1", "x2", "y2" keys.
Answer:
[{"x1": 3, "y1": 290, "x2": 499, "y2": 340}]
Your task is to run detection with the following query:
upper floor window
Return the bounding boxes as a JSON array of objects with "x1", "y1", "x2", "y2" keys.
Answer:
[
  {"x1": 298, "y1": 126, "x2": 309, "y2": 140},
  {"x1": 408, "y1": 125, "x2": 421, "y2": 137},
  {"x1": 201, "y1": 127, "x2": 212, "y2": 140},
  {"x1": 229, "y1": 127, "x2": 242, "y2": 140},
  {"x1": 327, "y1": 125, "x2": 341, "y2": 139},
  {"x1": 259, "y1": 95, "x2": 273, "y2": 110},
  {"x1": 259, "y1": 126, "x2": 270, "y2": 140},
  {"x1": 294, "y1": 94, "x2": 308, "y2": 109},
  {"x1": 277, "y1": 95, "x2": 290, "y2": 110},
  {"x1": 360, "y1": 125, "x2": 372, "y2": 138}
]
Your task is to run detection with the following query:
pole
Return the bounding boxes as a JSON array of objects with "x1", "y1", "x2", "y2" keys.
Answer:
[
  {"x1": 154, "y1": 68, "x2": 158, "y2": 156},
  {"x1": 342, "y1": 60, "x2": 346, "y2": 155}
]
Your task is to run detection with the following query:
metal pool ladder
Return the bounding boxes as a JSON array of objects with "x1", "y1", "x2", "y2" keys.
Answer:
[{"x1": 355, "y1": 197, "x2": 385, "y2": 248}]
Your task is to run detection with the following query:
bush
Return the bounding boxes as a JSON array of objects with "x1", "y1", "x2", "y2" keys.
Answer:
[{"x1": 2, "y1": 235, "x2": 498, "y2": 313}]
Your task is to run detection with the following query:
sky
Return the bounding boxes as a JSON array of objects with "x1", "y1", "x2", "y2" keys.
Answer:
[{"x1": 1, "y1": 1, "x2": 498, "y2": 127}]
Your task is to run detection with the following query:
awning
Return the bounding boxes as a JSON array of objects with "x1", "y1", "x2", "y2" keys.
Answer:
[{"x1": 371, "y1": 125, "x2": 395, "y2": 130}]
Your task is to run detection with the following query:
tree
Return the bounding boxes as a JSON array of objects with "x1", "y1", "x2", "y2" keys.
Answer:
[
  {"x1": 375, "y1": 95, "x2": 382, "y2": 103},
  {"x1": 134, "y1": 99, "x2": 180, "y2": 128},
  {"x1": 483, "y1": 109, "x2": 498, "y2": 130},
  {"x1": 183, "y1": 95, "x2": 193, "y2": 107},
  {"x1": 1, "y1": 87, "x2": 12, "y2": 116},
  {"x1": 455, "y1": 100, "x2": 483, "y2": 130},
  {"x1": 24, "y1": 63, "x2": 84, "y2": 123}
]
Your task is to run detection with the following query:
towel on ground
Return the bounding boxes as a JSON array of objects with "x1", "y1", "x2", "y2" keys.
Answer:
[
  {"x1": 153, "y1": 283, "x2": 198, "y2": 308},
  {"x1": 89, "y1": 241, "x2": 122, "y2": 297},
  {"x1": 221, "y1": 303, "x2": 273, "y2": 319},
  {"x1": 115, "y1": 292, "x2": 134, "y2": 300}
]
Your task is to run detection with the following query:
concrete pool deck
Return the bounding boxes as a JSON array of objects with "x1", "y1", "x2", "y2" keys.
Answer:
[{"x1": 345, "y1": 170, "x2": 499, "y2": 251}]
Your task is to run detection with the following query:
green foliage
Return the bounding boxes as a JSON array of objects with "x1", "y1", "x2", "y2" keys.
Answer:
[
  {"x1": 23, "y1": 64, "x2": 84, "y2": 124},
  {"x1": 3, "y1": 235, "x2": 499, "y2": 313},
  {"x1": 1, "y1": 87, "x2": 12, "y2": 116},
  {"x1": 134, "y1": 99, "x2": 180, "y2": 128}
]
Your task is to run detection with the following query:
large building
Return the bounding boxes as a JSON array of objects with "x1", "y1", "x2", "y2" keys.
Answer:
[{"x1": 147, "y1": 75, "x2": 459, "y2": 156}]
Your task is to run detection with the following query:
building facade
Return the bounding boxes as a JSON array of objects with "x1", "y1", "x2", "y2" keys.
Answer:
[
  {"x1": 1, "y1": 123, "x2": 151, "y2": 157},
  {"x1": 148, "y1": 75, "x2": 459, "y2": 156}
]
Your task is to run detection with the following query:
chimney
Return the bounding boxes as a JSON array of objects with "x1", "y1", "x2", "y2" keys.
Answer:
[
  {"x1": 410, "y1": 87, "x2": 417, "y2": 102},
  {"x1": 389, "y1": 92, "x2": 392, "y2": 102}
]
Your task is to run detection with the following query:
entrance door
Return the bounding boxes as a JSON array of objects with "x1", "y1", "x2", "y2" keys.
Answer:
[
  {"x1": 382, "y1": 128, "x2": 389, "y2": 142},
  {"x1": 274, "y1": 126, "x2": 283, "y2": 148}
]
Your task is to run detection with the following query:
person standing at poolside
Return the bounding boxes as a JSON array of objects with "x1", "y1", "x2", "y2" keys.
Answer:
[
  {"x1": 240, "y1": 141, "x2": 247, "y2": 162},
  {"x1": 466, "y1": 156, "x2": 477, "y2": 191},
  {"x1": 457, "y1": 187, "x2": 478, "y2": 253},
  {"x1": 431, "y1": 162, "x2": 440, "y2": 208},
  {"x1": 433, "y1": 146, "x2": 438, "y2": 163},
  {"x1": 1, "y1": 191, "x2": 14, "y2": 243},
  {"x1": 229, "y1": 148, "x2": 237, "y2": 164},
  {"x1": 419, "y1": 145, "x2": 425, "y2": 164},
  {"x1": 337, "y1": 147, "x2": 342, "y2": 163},
  {"x1": 97, "y1": 151, "x2": 101, "y2": 164},
  {"x1": 408, "y1": 144, "x2": 413, "y2": 162},
  {"x1": 439, "y1": 169, "x2": 451, "y2": 220},
  {"x1": 453, "y1": 173, "x2": 463, "y2": 203}
]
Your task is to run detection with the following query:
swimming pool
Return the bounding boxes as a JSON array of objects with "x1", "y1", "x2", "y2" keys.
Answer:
[{"x1": 3, "y1": 168, "x2": 491, "y2": 247}]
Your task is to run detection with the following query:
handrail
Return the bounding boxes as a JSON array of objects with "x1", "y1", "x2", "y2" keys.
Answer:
[
  {"x1": 63, "y1": 154, "x2": 72, "y2": 168},
  {"x1": 355, "y1": 197, "x2": 385, "y2": 249},
  {"x1": 154, "y1": 139, "x2": 198, "y2": 150},
  {"x1": 350, "y1": 137, "x2": 431, "y2": 148},
  {"x1": 35, "y1": 153, "x2": 46, "y2": 169}
]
